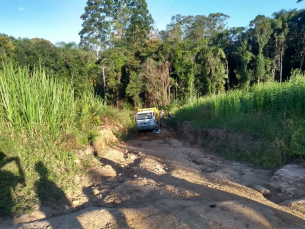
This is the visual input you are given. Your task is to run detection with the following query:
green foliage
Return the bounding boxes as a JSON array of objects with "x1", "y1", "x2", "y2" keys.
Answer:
[
  {"x1": 126, "y1": 71, "x2": 143, "y2": 107},
  {"x1": 250, "y1": 15, "x2": 273, "y2": 53},
  {"x1": 254, "y1": 53, "x2": 266, "y2": 83},
  {"x1": 57, "y1": 47, "x2": 96, "y2": 96},
  {"x1": 171, "y1": 40, "x2": 196, "y2": 101},
  {"x1": 124, "y1": 0, "x2": 154, "y2": 49},
  {"x1": 0, "y1": 62, "x2": 134, "y2": 216},
  {"x1": 139, "y1": 38, "x2": 163, "y2": 60},
  {"x1": 4, "y1": 8, "x2": 305, "y2": 110},
  {"x1": 195, "y1": 45, "x2": 228, "y2": 96},
  {"x1": 0, "y1": 63, "x2": 77, "y2": 136},
  {"x1": 175, "y1": 71, "x2": 305, "y2": 167},
  {"x1": 14, "y1": 38, "x2": 61, "y2": 75},
  {"x1": 233, "y1": 30, "x2": 254, "y2": 86},
  {"x1": 11, "y1": 38, "x2": 97, "y2": 97},
  {"x1": 79, "y1": 0, "x2": 110, "y2": 59},
  {"x1": 99, "y1": 47, "x2": 130, "y2": 106},
  {"x1": 0, "y1": 35, "x2": 15, "y2": 61},
  {"x1": 79, "y1": 0, "x2": 153, "y2": 55}
]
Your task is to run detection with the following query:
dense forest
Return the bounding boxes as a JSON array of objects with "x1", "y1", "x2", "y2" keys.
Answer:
[{"x1": 0, "y1": 0, "x2": 304, "y2": 109}]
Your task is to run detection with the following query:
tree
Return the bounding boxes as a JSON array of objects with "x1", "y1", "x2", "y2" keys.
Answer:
[
  {"x1": 55, "y1": 41, "x2": 79, "y2": 50},
  {"x1": 288, "y1": 9, "x2": 305, "y2": 71},
  {"x1": 184, "y1": 15, "x2": 208, "y2": 42},
  {"x1": 207, "y1": 13, "x2": 230, "y2": 36},
  {"x1": 125, "y1": 54, "x2": 142, "y2": 107},
  {"x1": 226, "y1": 27, "x2": 254, "y2": 87},
  {"x1": 138, "y1": 38, "x2": 163, "y2": 61},
  {"x1": 79, "y1": 0, "x2": 110, "y2": 60},
  {"x1": 119, "y1": 0, "x2": 154, "y2": 49},
  {"x1": 79, "y1": 0, "x2": 153, "y2": 56},
  {"x1": 0, "y1": 35, "x2": 15, "y2": 62},
  {"x1": 98, "y1": 47, "x2": 130, "y2": 107},
  {"x1": 270, "y1": 11, "x2": 291, "y2": 82},
  {"x1": 195, "y1": 45, "x2": 228, "y2": 95},
  {"x1": 250, "y1": 15, "x2": 273, "y2": 84},
  {"x1": 160, "y1": 13, "x2": 230, "y2": 43},
  {"x1": 166, "y1": 14, "x2": 187, "y2": 41},
  {"x1": 14, "y1": 38, "x2": 60, "y2": 76},
  {"x1": 238, "y1": 38, "x2": 254, "y2": 86},
  {"x1": 139, "y1": 59, "x2": 171, "y2": 107},
  {"x1": 171, "y1": 40, "x2": 196, "y2": 101},
  {"x1": 57, "y1": 47, "x2": 96, "y2": 95}
]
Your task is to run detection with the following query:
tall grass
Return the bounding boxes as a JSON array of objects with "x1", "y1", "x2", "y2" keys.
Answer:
[
  {"x1": 176, "y1": 70, "x2": 305, "y2": 124},
  {"x1": 0, "y1": 62, "x2": 134, "y2": 216},
  {"x1": 175, "y1": 70, "x2": 305, "y2": 167},
  {"x1": 0, "y1": 63, "x2": 77, "y2": 136}
]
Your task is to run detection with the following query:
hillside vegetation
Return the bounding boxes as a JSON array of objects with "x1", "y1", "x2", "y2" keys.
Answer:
[
  {"x1": 0, "y1": 62, "x2": 134, "y2": 216},
  {"x1": 175, "y1": 70, "x2": 305, "y2": 167}
]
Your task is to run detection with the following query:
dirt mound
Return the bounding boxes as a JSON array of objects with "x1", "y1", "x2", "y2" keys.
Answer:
[{"x1": 92, "y1": 127, "x2": 118, "y2": 154}]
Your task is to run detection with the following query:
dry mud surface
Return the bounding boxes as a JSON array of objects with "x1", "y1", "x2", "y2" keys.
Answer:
[{"x1": 3, "y1": 127, "x2": 305, "y2": 229}]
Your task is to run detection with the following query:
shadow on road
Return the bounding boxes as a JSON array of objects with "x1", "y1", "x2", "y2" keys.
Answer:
[
  {"x1": 0, "y1": 152, "x2": 25, "y2": 217},
  {"x1": 6, "y1": 137, "x2": 305, "y2": 228},
  {"x1": 84, "y1": 142, "x2": 305, "y2": 229},
  {"x1": 34, "y1": 161, "x2": 83, "y2": 229}
]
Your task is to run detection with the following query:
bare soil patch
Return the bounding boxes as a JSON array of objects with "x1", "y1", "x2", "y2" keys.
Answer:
[{"x1": 2, "y1": 125, "x2": 305, "y2": 229}]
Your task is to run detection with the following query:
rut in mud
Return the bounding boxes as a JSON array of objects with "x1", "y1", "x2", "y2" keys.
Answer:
[{"x1": 3, "y1": 126, "x2": 305, "y2": 229}]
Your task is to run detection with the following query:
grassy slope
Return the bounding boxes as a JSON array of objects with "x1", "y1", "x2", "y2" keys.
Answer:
[
  {"x1": 174, "y1": 70, "x2": 305, "y2": 168},
  {"x1": 0, "y1": 63, "x2": 135, "y2": 216}
]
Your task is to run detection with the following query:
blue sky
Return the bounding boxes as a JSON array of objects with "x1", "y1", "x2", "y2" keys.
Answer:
[{"x1": 0, "y1": 0, "x2": 304, "y2": 45}]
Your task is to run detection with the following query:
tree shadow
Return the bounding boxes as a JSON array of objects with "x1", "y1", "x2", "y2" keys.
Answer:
[
  {"x1": 77, "y1": 156, "x2": 133, "y2": 228},
  {"x1": 34, "y1": 161, "x2": 83, "y2": 228},
  {"x1": 35, "y1": 161, "x2": 70, "y2": 207},
  {"x1": 10, "y1": 144, "x2": 305, "y2": 228},
  {"x1": 86, "y1": 146, "x2": 305, "y2": 229},
  {"x1": 0, "y1": 151, "x2": 25, "y2": 217}
]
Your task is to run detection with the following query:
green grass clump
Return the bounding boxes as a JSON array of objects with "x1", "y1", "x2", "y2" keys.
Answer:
[
  {"x1": 0, "y1": 63, "x2": 134, "y2": 216},
  {"x1": 0, "y1": 63, "x2": 77, "y2": 137},
  {"x1": 175, "y1": 70, "x2": 305, "y2": 167}
]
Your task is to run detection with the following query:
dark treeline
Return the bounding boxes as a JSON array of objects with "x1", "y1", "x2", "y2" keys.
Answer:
[{"x1": 1, "y1": 0, "x2": 304, "y2": 109}]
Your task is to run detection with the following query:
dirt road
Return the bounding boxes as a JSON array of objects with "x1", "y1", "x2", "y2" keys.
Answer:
[{"x1": 4, "y1": 127, "x2": 305, "y2": 229}]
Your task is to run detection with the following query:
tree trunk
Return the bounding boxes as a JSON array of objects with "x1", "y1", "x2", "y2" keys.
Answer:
[
  {"x1": 300, "y1": 53, "x2": 305, "y2": 70},
  {"x1": 272, "y1": 38, "x2": 278, "y2": 80},
  {"x1": 96, "y1": 44, "x2": 99, "y2": 60},
  {"x1": 168, "y1": 84, "x2": 170, "y2": 104},
  {"x1": 102, "y1": 67, "x2": 106, "y2": 105},
  {"x1": 272, "y1": 61, "x2": 276, "y2": 80},
  {"x1": 95, "y1": 25, "x2": 99, "y2": 60},
  {"x1": 175, "y1": 78, "x2": 177, "y2": 100},
  {"x1": 226, "y1": 60, "x2": 229, "y2": 91},
  {"x1": 280, "y1": 47, "x2": 283, "y2": 84}
]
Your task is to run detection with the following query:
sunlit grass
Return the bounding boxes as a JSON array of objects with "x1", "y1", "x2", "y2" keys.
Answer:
[
  {"x1": 175, "y1": 70, "x2": 305, "y2": 167},
  {"x1": 0, "y1": 62, "x2": 134, "y2": 216}
]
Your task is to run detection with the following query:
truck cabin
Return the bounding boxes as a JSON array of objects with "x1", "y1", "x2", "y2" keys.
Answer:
[{"x1": 137, "y1": 112, "x2": 154, "y2": 120}]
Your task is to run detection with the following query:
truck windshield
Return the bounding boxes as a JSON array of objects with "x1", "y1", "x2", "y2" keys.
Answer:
[{"x1": 137, "y1": 112, "x2": 152, "y2": 120}]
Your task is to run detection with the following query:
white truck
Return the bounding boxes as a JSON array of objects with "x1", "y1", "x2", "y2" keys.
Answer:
[{"x1": 135, "y1": 107, "x2": 160, "y2": 131}]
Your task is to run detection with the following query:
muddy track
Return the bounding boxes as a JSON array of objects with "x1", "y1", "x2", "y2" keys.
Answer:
[{"x1": 3, "y1": 126, "x2": 305, "y2": 229}]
